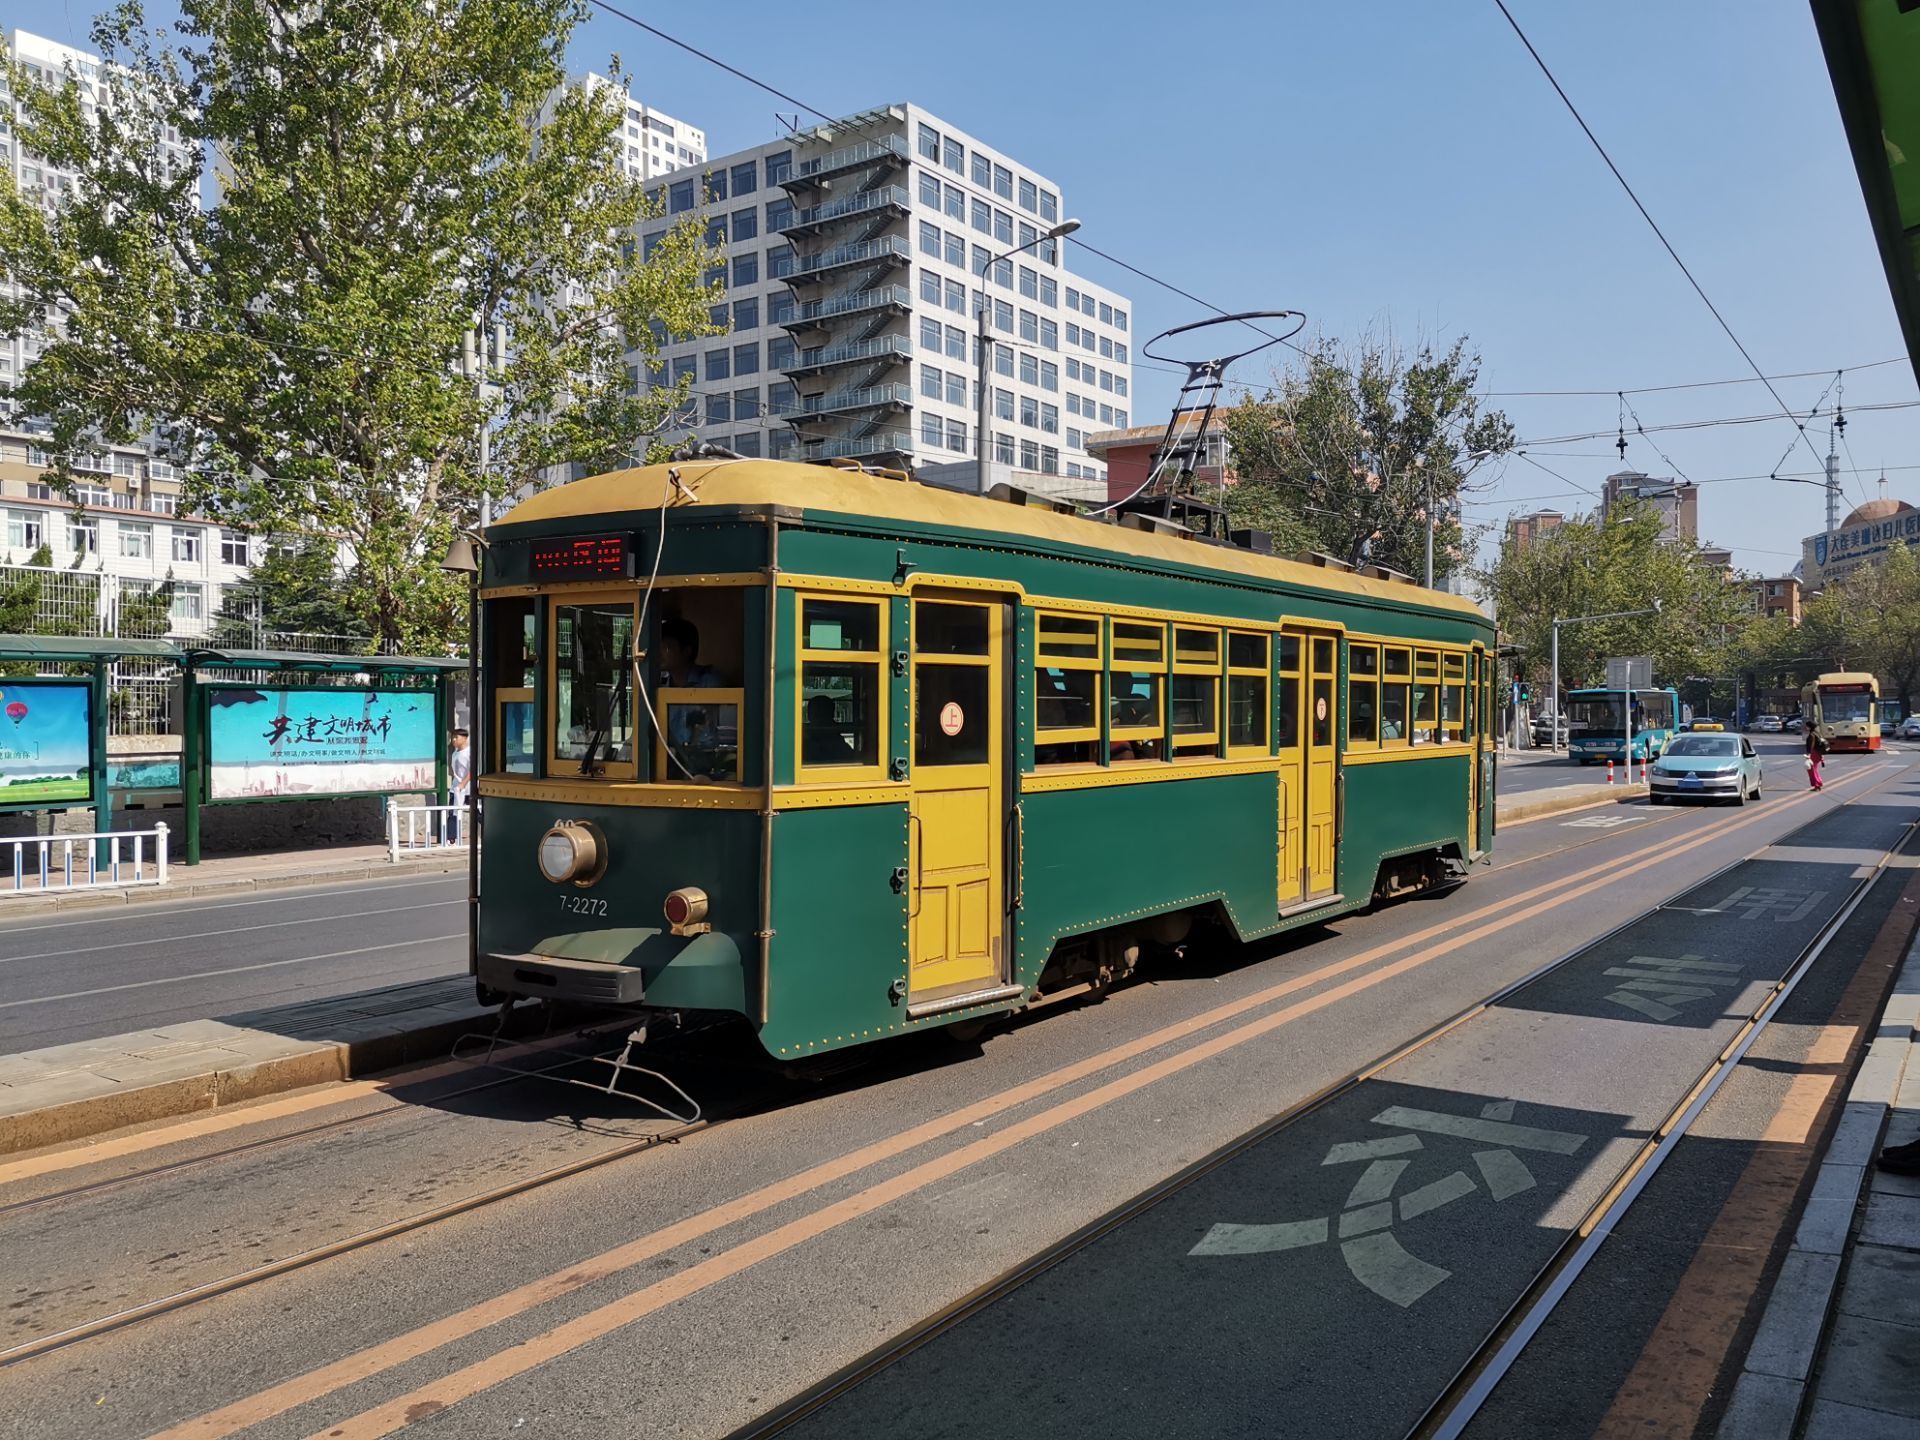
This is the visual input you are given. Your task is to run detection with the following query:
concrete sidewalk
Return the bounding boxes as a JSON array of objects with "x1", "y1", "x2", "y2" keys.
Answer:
[
  {"x1": 0, "y1": 841, "x2": 467, "y2": 914},
  {"x1": 1718, "y1": 928, "x2": 1920, "y2": 1437},
  {"x1": 0, "y1": 975, "x2": 497, "y2": 1156}
]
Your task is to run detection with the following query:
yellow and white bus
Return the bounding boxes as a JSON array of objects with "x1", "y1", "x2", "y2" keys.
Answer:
[{"x1": 1801, "y1": 672, "x2": 1880, "y2": 752}]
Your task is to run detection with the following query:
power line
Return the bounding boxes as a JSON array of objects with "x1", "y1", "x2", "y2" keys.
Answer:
[
  {"x1": 1514, "y1": 397, "x2": 1920, "y2": 448},
  {"x1": 1492, "y1": 0, "x2": 1835, "y2": 481},
  {"x1": 1483, "y1": 356, "x2": 1909, "y2": 398}
]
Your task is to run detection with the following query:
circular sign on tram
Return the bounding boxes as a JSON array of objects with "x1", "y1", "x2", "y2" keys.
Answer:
[
  {"x1": 939, "y1": 701, "x2": 966, "y2": 736},
  {"x1": 1315, "y1": 696, "x2": 1329, "y2": 722}
]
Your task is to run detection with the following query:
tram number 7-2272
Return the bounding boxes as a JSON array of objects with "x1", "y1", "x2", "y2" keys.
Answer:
[{"x1": 559, "y1": 895, "x2": 610, "y2": 918}]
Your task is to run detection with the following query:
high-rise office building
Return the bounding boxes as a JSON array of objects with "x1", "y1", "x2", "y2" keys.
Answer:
[
  {"x1": 636, "y1": 103, "x2": 1134, "y2": 501},
  {"x1": 546, "y1": 72, "x2": 706, "y2": 183}
]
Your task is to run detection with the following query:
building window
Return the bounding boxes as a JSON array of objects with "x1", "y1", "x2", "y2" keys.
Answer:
[
  {"x1": 995, "y1": 433, "x2": 1015, "y2": 465},
  {"x1": 1018, "y1": 177, "x2": 1038, "y2": 213},
  {"x1": 731, "y1": 161, "x2": 757, "y2": 196},
  {"x1": 6, "y1": 510, "x2": 44, "y2": 550},
  {"x1": 946, "y1": 418, "x2": 967, "y2": 452},
  {"x1": 993, "y1": 298, "x2": 1013, "y2": 333},
  {"x1": 669, "y1": 178, "x2": 694, "y2": 212},
  {"x1": 706, "y1": 392, "x2": 732, "y2": 425},
  {"x1": 766, "y1": 149, "x2": 792, "y2": 184},
  {"x1": 733, "y1": 297, "x2": 759, "y2": 331},
  {"x1": 1041, "y1": 403, "x2": 1059, "y2": 434},
  {"x1": 945, "y1": 325, "x2": 967, "y2": 360},
  {"x1": 945, "y1": 183, "x2": 965, "y2": 221},
  {"x1": 734, "y1": 341, "x2": 760, "y2": 375},
  {"x1": 768, "y1": 334, "x2": 797, "y2": 368},
  {"x1": 171, "y1": 582, "x2": 205, "y2": 624},
  {"x1": 1020, "y1": 438, "x2": 1040, "y2": 470},
  {"x1": 1099, "y1": 302, "x2": 1114, "y2": 325},
  {"x1": 1021, "y1": 395, "x2": 1039, "y2": 428},
  {"x1": 1114, "y1": 342, "x2": 1128, "y2": 364},
  {"x1": 1114, "y1": 309, "x2": 1128, "y2": 332},
  {"x1": 733, "y1": 253, "x2": 759, "y2": 287},
  {"x1": 706, "y1": 349, "x2": 730, "y2": 381},
  {"x1": 1041, "y1": 361, "x2": 1058, "y2": 391},
  {"x1": 994, "y1": 387, "x2": 1014, "y2": 420},
  {"x1": 921, "y1": 316, "x2": 942, "y2": 352},
  {"x1": 1115, "y1": 376, "x2": 1128, "y2": 398},
  {"x1": 992, "y1": 163, "x2": 1012, "y2": 199},
  {"x1": 768, "y1": 291, "x2": 795, "y2": 325},
  {"x1": 67, "y1": 517, "x2": 99, "y2": 554},
  {"x1": 733, "y1": 388, "x2": 760, "y2": 421},
  {"x1": 1040, "y1": 189, "x2": 1058, "y2": 223},
  {"x1": 972, "y1": 243, "x2": 991, "y2": 277},
  {"x1": 994, "y1": 342, "x2": 1013, "y2": 378},
  {"x1": 993, "y1": 209, "x2": 1012, "y2": 244},
  {"x1": 770, "y1": 429, "x2": 797, "y2": 459},
  {"x1": 1018, "y1": 265, "x2": 1037, "y2": 300},
  {"x1": 1039, "y1": 276, "x2": 1057, "y2": 308},
  {"x1": 945, "y1": 277, "x2": 965, "y2": 314},
  {"x1": 767, "y1": 244, "x2": 796, "y2": 279},
  {"x1": 733, "y1": 431, "x2": 762, "y2": 458},
  {"x1": 945, "y1": 371, "x2": 965, "y2": 407},
  {"x1": 727, "y1": 207, "x2": 756, "y2": 242},
  {"x1": 1019, "y1": 309, "x2": 1038, "y2": 342},
  {"x1": 922, "y1": 412, "x2": 942, "y2": 447},
  {"x1": 919, "y1": 171, "x2": 942, "y2": 208},
  {"x1": 1082, "y1": 292, "x2": 1097, "y2": 316},
  {"x1": 945, "y1": 231, "x2": 966, "y2": 268},
  {"x1": 170, "y1": 529, "x2": 199, "y2": 563},
  {"x1": 1040, "y1": 318, "x2": 1058, "y2": 351},
  {"x1": 922, "y1": 364, "x2": 943, "y2": 400},
  {"x1": 920, "y1": 220, "x2": 941, "y2": 257},
  {"x1": 768, "y1": 380, "x2": 798, "y2": 415},
  {"x1": 943, "y1": 136, "x2": 963, "y2": 174},
  {"x1": 1020, "y1": 352, "x2": 1038, "y2": 386},
  {"x1": 920, "y1": 268, "x2": 942, "y2": 305},
  {"x1": 918, "y1": 124, "x2": 940, "y2": 160},
  {"x1": 766, "y1": 196, "x2": 794, "y2": 231},
  {"x1": 120, "y1": 521, "x2": 154, "y2": 559}
]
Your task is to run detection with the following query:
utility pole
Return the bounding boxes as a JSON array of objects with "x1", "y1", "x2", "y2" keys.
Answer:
[{"x1": 1825, "y1": 422, "x2": 1842, "y2": 538}]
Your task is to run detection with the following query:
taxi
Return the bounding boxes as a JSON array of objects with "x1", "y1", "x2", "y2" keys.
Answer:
[
  {"x1": 1649, "y1": 733, "x2": 1763, "y2": 805},
  {"x1": 1687, "y1": 717, "x2": 1725, "y2": 732}
]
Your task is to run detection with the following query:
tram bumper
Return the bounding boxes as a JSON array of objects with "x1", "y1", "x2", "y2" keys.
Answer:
[{"x1": 478, "y1": 951, "x2": 647, "y2": 1005}]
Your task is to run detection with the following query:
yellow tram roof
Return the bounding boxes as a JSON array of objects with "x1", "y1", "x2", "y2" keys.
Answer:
[{"x1": 498, "y1": 459, "x2": 1489, "y2": 621}]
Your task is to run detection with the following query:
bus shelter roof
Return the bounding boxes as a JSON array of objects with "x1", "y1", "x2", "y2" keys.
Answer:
[
  {"x1": 0, "y1": 634, "x2": 184, "y2": 664},
  {"x1": 178, "y1": 648, "x2": 466, "y2": 674}
]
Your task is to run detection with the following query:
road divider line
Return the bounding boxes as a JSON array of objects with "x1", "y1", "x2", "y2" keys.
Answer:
[
  {"x1": 155, "y1": 761, "x2": 1877, "y2": 1440},
  {"x1": 0, "y1": 875, "x2": 465, "y2": 938},
  {"x1": 0, "y1": 937, "x2": 465, "y2": 1011},
  {"x1": 0, "y1": 901, "x2": 463, "y2": 965}
]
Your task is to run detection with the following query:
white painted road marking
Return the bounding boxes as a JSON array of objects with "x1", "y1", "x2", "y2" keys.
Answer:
[
  {"x1": 1191, "y1": 1100, "x2": 1587, "y2": 1307},
  {"x1": 1600, "y1": 952, "x2": 1742, "y2": 1022},
  {"x1": 1561, "y1": 814, "x2": 1645, "y2": 829}
]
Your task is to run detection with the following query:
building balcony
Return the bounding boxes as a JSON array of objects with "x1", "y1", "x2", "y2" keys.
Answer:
[
  {"x1": 780, "y1": 284, "x2": 914, "y2": 332},
  {"x1": 799, "y1": 382, "x2": 914, "y2": 418},
  {"x1": 792, "y1": 235, "x2": 912, "y2": 283},
  {"x1": 786, "y1": 334, "x2": 914, "y2": 378},
  {"x1": 804, "y1": 431, "x2": 915, "y2": 463},
  {"x1": 780, "y1": 185, "x2": 912, "y2": 237},
  {"x1": 782, "y1": 135, "x2": 909, "y2": 190}
]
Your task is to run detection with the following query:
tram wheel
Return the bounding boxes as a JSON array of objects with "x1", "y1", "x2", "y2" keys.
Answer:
[{"x1": 944, "y1": 1017, "x2": 992, "y2": 1044}]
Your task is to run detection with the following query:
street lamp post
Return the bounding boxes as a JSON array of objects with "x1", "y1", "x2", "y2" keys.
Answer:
[
  {"x1": 976, "y1": 218, "x2": 1080, "y2": 494},
  {"x1": 1549, "y1": 602, "x2": 1661, "y2": 753}
]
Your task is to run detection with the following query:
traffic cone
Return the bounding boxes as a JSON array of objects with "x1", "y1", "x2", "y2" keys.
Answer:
[{"x1": 1607, "y1": 759, "x2": 1615, "y2": 785}]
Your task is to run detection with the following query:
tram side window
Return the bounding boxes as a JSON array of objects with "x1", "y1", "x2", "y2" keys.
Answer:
[
  {"x1": 553, "y1": 600, "x2": 637, "y2": 776},
  {"x1": 487, "y1": 597, "x2": 537, "y2": 775},
  {"x1": 798, "y1": 596, "x2": 883, "y2": 774},
  {"x1": 1226, "y1": 630, "x2": 1268, "y2": 756},
  {"x1": 1381, "y1": 648, "x2": 1411, "y2": 746},
  {"x1": 1109, "y1": 620, "x2": 1166, "y2": 762},
  {"x1": 1411, "y1": 650, "x2": 1440, "y2": 745},
  {"x1": 1348, "y1": 644, "x2": 1380, "y2": 748},
  {"x1": 1442, "y1": 653, "x2": 1467, "y2": 743},
  {"x1": 653, "y1": 587, "x2": 748, "y2": 784},
  {"x1": 1276, "y1": 633, "x2": 1301, "y2": 750},
  {"x1": 1171, "y1": 626, "x2": 1221, "y2": 754},
  {"x1": 1034, "y1": 611, "x2": 1100, "y2": 766}
]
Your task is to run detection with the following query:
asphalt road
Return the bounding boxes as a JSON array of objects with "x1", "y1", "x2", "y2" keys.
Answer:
[
  {"x1": 0, "y1": 872, "x2": 468, "y2": 1056},
  {"x1": 1496, "y1": 731, "x2": 1841, "y2": 797},
  {"x1": 0, "y1": 748, "x2": 1911, "y2": 1440}
]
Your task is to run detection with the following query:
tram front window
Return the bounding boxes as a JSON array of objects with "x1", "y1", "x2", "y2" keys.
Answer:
[
  {"x1": 555, "y1": 602, "x2": 636, "y2": 769},
  {"x1": 1821, "y1": 688, "x2": 1873, "y2": 723}
]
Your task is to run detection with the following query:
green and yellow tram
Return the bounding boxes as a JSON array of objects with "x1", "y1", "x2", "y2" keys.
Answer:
[{"x1": 471, "y1": 458, "x2": 1496, "y2": 1059}]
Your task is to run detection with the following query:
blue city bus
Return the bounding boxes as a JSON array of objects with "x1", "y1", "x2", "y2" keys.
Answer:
[{"x1": 1565, "y1": 686, "x2": 1681, "y2": 764}]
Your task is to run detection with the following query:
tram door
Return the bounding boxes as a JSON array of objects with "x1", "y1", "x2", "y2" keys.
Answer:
[
  {"x1": 1278, "y1": 627, "x2": 1341, "y2": 907},
  {"x1": 907, "y1": 595, "x2": 1008, "y2": 1001},
  {"x1": 1468, "y1": 646, "x2": 1486, "y2": 848}
]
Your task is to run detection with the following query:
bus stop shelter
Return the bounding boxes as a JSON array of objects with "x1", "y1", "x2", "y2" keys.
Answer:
[{"x1": 0, "y1": 636, "x2": 464, "y2": 865}]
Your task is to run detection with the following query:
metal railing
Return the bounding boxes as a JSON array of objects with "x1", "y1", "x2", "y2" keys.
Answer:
[
  {"x1": 793, "y1": 135, "x2": 909, "y2": 182},
  {"x1": 801, "y1": 382, "x2": 914, "y2": 415},
  {"x1": 794, "y1": 284, "x2": 914, "y2": 324},
  {"x1": 804, "y1": 431, "x2": 916, "y2": 461},
  {"x1": 794, "y1": 235, "x2": 912, "y2": 277},
  {"x1": 4, "y1": 823, "x2": 169, "y2": 894},
  {"x1": 792, "y1": 334, "x2": 914, "y2": 371},
  {"x1": 784, "y1": 185, "x2": 912, "y2": 230},
  {"x1": 388, "y1": 803, "x2": 472, "y2": 860}
]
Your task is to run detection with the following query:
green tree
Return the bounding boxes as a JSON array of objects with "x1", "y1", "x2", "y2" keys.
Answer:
[
  {"x1": 211, "y1": 539, "x2": 364, "y2": 647},
  {"x1": 0, "y1": 0, "x2": 719, "y2": 650},
  {"x1": 117, "y1": 574, "x2": 176, "y2": 639},
  {"x1": 1486, "y1": 502, "x2": 1748, "y2": 699},
  {"x1": 1223, "y1": 335, "x2": 1515, "y2": 579},
  {"x1": 1792, "y1": 544, "x2": 1920, "y2": 712}
]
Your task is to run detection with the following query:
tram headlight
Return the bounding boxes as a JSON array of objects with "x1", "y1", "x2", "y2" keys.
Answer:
[
  {"x1": 537, "y1": 821, "x2": 606, "y2": 887},
  {"x1": 664, "y1": 886, "x2": 711, "y2": 937}
]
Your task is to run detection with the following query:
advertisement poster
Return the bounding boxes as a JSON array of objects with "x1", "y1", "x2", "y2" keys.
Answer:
[
  {"x1": 0, "y1": 681, "x2": 92, "y2": 807},
  {"x1": 207, "y1": 687, "x2": 438, "y2": 800},
  {"x1": 109, "y1": 758, "x2": 182, "y2": 790}
]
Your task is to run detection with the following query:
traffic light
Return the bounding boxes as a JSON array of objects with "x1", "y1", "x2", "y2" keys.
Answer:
[{"x1": 1520, "y1": 683, "x2": 1532, "y2": 705}]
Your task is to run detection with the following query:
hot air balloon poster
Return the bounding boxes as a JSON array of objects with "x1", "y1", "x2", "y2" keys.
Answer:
[
  {"x1": 205, "y1": 685, "x2": 437, "y2": 799},
  {"x1": 0, "y1": 680, "x2": 93, "y2": 808}
]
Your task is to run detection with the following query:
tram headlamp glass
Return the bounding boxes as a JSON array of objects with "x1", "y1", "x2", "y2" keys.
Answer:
[
  {"x1": 664, "y1": 887, "x2": 710, "y2": 935},
  {"x1": 537, "y1": 822, "x2": 603, "y2": 886}
]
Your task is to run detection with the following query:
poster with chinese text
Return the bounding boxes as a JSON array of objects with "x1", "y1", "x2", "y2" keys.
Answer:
[{"x1": 206, "y1": 687, "x2": 437, "y2": 799}]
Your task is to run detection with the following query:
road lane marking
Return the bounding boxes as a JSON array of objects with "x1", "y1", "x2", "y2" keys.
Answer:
[
  {"x1": 0, "y1": 936, "x2": 464, "y2": 1009},
  {"x1": 155, "y1": 763, "x2": 1892, "y2": 1440},
  {"x1": 0, "y1": 901, "x2": 462, "y2": 965},
  {"x1": 0, "y1": 875, "x2": 464, "y2": 937}
]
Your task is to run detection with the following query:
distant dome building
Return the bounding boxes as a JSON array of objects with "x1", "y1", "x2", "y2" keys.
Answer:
[{"x1": 1802, "y1": 489, "x2": 1920, "y2": 589}]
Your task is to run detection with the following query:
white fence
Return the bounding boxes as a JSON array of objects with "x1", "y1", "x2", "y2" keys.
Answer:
[
  {"x1": 4, "y1": 823, "x2": 169, "y2": 894},
  {"x1": 388, "y1": 804, "x2": 471, "y2": 861}
]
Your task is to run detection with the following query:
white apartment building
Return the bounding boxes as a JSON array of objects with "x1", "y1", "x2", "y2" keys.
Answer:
[
  {"x1": 636, "y1": 103, "x2": 1135, "y2": 501},
  {"x1": 1, "y1": 31, "x2": 241, "y2": 638},
  {"x1": 546, "y1": 72, "x2": 706, "y2": 183}
]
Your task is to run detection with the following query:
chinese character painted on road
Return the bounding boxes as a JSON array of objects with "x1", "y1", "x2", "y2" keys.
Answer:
[
  {"x1": 1599, "y1": 952, "x2": 1741, "y2": 1023},
  {"x1": 1189, "y1": 1100, "x2": 1586, "y2": 1308}
]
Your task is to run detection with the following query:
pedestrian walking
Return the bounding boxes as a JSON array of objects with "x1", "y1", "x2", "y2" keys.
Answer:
[
  {"x1": 447, "y1": 726, "x2": 472, "y2": 841},
  {"x1": 1805, "y1": 727, "x2": 1827, "y2": 791}
]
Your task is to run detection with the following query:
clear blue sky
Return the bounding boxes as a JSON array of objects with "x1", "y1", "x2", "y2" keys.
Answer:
[{"x1": 13, "y1": 1, "x2": 1916, "y2": 576}]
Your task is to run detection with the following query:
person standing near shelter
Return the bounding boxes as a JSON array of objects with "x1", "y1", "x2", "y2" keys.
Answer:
[
  {"x1": 447, "y1": 726, "x2": 472, "y2": 841},
  {"x1": 1805, "y1": 725, "x2": 1827, "y2": 792}
]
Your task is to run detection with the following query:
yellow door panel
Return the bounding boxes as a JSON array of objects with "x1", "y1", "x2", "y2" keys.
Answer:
[
  {"x1": 1277, "y1": 767, "x2": 1303, "y2": 906},
  {"x1": 913, "y1": 886, "x2": 950, "y2": 978},
  {"x1": 955, "y1": 876, "x2": 992, "y2": 960},
  {"x1": 920, "y1": 787, "x2": 991, "y2": 870}
]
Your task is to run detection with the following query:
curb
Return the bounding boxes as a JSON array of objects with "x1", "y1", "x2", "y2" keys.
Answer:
[
  {"x1": 1496, "y1": 785, "x2": 1649, "y2": 826},
  {"x1": 0, "y1": 1007, "x2": 491, "y2": 1157},
  {"x1": 0, "y1": 854, "x2": 468, "y2": 914}
]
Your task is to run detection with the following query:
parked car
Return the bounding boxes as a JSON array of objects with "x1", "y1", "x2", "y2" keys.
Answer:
[
  {"x1": 1649, "y1": 732, "x2": 1764, "y2": 805},
  {"x1": 1783, "y1": 715, "x2": 1804, "y2": 733},
  {"x1": 1899, "y1": 716, "x2": 1920, "y2": 740},
  {"x1": 1531, "y1": 714, "x2": 1568, "y2": 745},
  {"x1": 1753, "y1": 715, "x2": 1783, "y2": 734},
  {"x1": 1881, "y1": 720, "x2": 1896, "y2": 738}
]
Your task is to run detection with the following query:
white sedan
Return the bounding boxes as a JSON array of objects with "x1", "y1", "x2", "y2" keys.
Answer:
[
  {"x1": 1649, "y1": 733, "x2": 1765, "y2": 805},
  {"x1": 1900, "y1": 716, "x2": 1920, "y2": 740}
]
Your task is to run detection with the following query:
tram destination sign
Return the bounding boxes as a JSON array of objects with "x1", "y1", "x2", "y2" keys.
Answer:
[{"x1": 529, "y1": 533, "x2": 634, "y2": 582}]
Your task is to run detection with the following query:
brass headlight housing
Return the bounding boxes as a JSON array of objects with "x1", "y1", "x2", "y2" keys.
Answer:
[{"x1": 537, "y1": 820, "x2": 606, "y2": 887}]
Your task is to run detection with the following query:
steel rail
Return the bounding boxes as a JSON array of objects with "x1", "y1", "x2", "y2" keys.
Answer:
[{"x1": 726, "y1": 763, "x2": 1913, "y2": 1440}]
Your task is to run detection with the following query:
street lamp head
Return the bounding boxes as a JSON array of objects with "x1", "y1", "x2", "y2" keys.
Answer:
[{"x1": 1047, "y1": 218, "x2": 1082, "y2": 240}]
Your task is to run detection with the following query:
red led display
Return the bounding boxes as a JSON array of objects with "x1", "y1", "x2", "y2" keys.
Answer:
[{"x1": 529, "y1": 534, "x2": 632, "y2": 581}]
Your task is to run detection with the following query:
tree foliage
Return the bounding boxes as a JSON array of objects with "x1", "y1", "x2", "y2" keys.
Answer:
[
  {"x1": 1486, "y1": 502, "x2": 1749, "y2": 696},
  {"x1": 1731, "y1": 544, "x2": 1920, "y2": 711},
  {"x1": 1223, "y1": 335, "x2": 1515, "y2": 579},
  {"x1": 211, "y1": 538, "x2": 364, "y2": 647},
  {"x1": 0, "y1": 0, "x2": 720, "y2": 649}
]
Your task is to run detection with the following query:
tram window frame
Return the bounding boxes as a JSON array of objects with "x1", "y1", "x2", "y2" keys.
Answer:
[
  {"x1": 1347, "y1": 643, "x2": 1380, "y2": 749},
  {"x1": 1109, "y1": 620, "x2": 1167, "y2": 762},
  {"x1": 1276, "y1": 632, "x2": 1302, "y2": 751},
  {"x1": 1226, "y1": 630, "x2": 1269, "y2": 757},
  {"x1": 1380, "y1": 647, "x2": 1411, "y2": 747},
  {"x1": 487, "y1": 596, "x2": 539, "y2": 775},
  {"x1": 1171, "y1": 625, "x2": 1223, "y2": 755},
  {"x1": 656, "y1": 687, "x2": 746, "y2": 784},
  {"x1": 1411, "y1": 649, "x2": 1441, "y2": 745},
  {"x1": 1033, "y1": 610, "x2": 1102, "y2": 766},
  {"x1": 549, "y1": 591, "x2": 640, "y2": 781},
  {"x1": 796, "y1": 594, "x2": 888, "y2": 782},
  {"x1": 1442, "y1": 652, "x2": 1468, "y2": 743}
]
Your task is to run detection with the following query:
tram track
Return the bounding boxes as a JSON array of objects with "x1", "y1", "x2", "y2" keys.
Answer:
[{"x1": 725, "y1": 762, "x2": 1915, "y2": 1440}]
